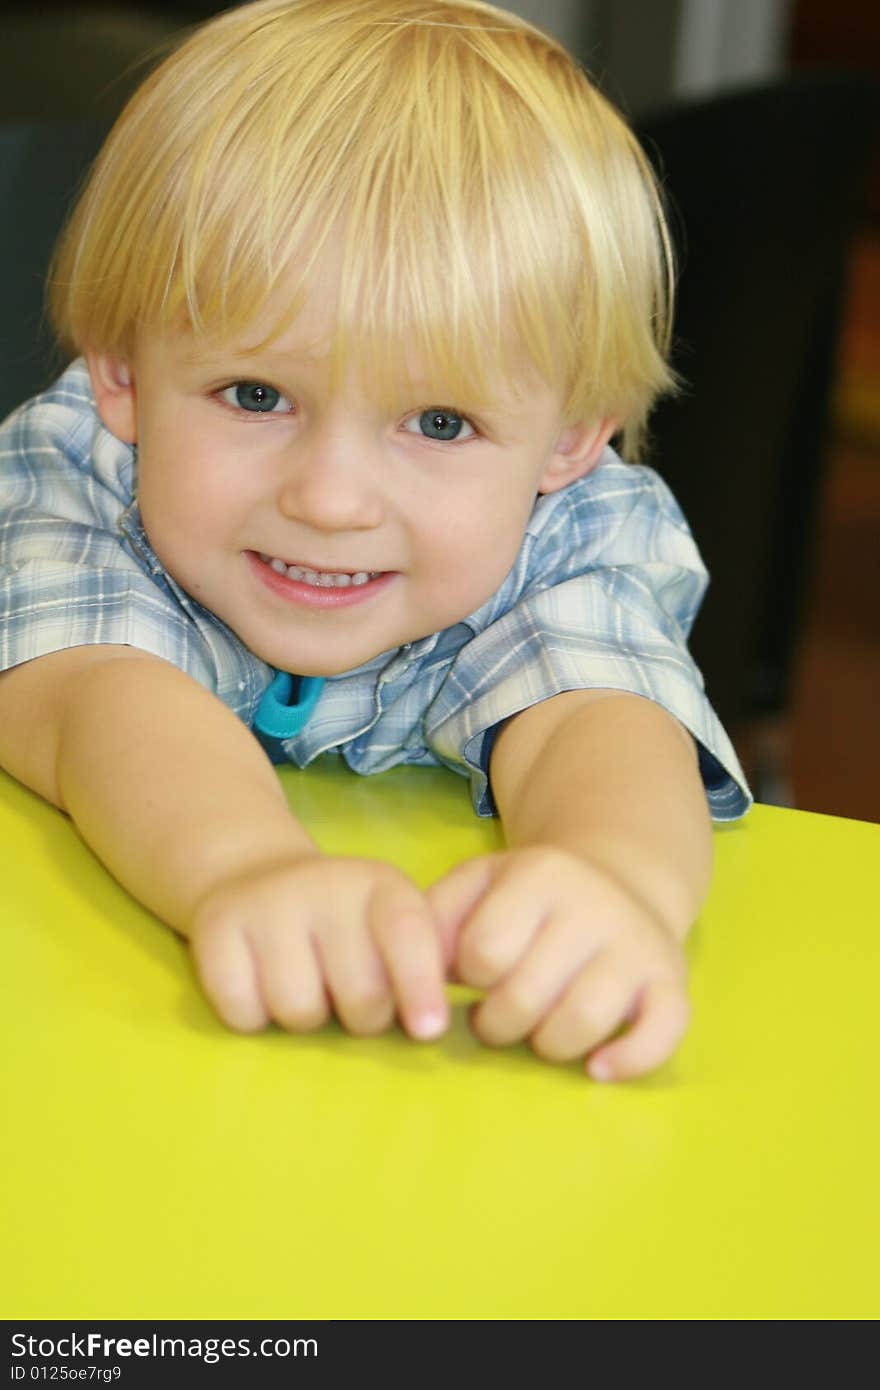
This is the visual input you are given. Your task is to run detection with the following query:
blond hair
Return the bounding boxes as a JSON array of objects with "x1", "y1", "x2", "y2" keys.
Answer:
[{"x1": 50, "y1": 0, "x2": 675, "y2": 458}]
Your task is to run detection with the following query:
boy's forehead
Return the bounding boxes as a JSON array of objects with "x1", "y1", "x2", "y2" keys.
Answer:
[{"x1": 134, "y1": 219, "x2": 568, "y2": 418}]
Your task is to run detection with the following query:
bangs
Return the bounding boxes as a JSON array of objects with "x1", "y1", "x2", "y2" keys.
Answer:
[
  {"x1": 50, "y1": 0, "x2": 675, "y2": 453},
  {"x1": 154, "y1": 15, "x2": 590, "y2": 412}
]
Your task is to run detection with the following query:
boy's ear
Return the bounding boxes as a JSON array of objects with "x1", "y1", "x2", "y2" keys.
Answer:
[
  {"x1": 537, "y1": 416, "x2": 618, "y2": 495},
  {"x1": 86, "y1": 353, "x2": 138, "y2": 444}
]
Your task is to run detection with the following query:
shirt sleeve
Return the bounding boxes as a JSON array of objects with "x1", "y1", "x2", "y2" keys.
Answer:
[
  {"x1": 0, "y1": 367, "x2": 268, "y2": 720},
  {"x1": 423, "y1": 459, "x2": 752, "y2": 822}
]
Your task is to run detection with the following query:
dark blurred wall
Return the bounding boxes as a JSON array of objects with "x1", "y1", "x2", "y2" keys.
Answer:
[{"x1": 789, "y1": 0, "x2": 880, "y2": 221}]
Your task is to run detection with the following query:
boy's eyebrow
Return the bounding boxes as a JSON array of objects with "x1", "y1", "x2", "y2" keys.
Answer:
[{"x1": 177, "y1": 341, "x2": 331, "y2": 369}]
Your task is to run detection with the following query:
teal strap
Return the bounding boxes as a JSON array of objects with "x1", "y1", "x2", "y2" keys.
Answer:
[{"x1": 253, "y1": 671, "x2": 325, "y2": 739}]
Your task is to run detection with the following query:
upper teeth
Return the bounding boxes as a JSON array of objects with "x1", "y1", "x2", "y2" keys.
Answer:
[{"x1": 260, "y1": 554, "x2": 378, "y2": 588}]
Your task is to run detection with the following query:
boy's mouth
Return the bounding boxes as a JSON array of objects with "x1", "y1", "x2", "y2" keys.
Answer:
[
  {"x1": 257, "y1": 552, "x2": 383, "y2": 589},
  {"x1": 246, "y1": 551, "x2": 395, "y2": 610}
]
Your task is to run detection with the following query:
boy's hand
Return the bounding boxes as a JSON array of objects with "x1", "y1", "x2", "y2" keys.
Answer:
[
  {"x1": 189, "y1": 855, "x2": 449, "y2": 1042},
  {"x1": 427, "y1": 847, "x2": 690, "y2": 1081}
]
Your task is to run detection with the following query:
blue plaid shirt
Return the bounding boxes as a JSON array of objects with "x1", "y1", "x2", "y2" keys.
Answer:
[{"x1": 0, "y1": 360, "x2": 750, "y2": 819}]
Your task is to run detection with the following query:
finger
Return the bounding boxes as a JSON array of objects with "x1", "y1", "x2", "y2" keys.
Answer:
[
  {"x1": 471, "y1": 912, "x2": 599, "y2": 1046},
  {"x1": 446, "y1": 859, "x2": 552, "y2": 990},
  {"x1": 190, "y1": 916, "x2": 268, "y2": 1033},
  {"x1": 370, "y1": 879, "x2": 449, "y2": 1041},
  {"x1": 318, "y1": 907, "x2": 396, "y2": 1038},
  {"x1": 425, "y1": 855, "x2": 499, "y2": 977},
  {"x1": 252, "y1": 924, "x2": 330, "y2": 1033},
  {"x1": 587, "y1": 978, "x2": 691, "y2": 1082},
  {"x1": 529, "y1": 955, "x2": 635, "y2": 1062}
]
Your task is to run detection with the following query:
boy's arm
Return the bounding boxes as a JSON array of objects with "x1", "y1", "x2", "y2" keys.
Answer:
[
  {"x1": 0, "y1": 647, "x2": 448, "y2": 1039},
  {"x1": 492, "y1": 688, "x2": 714, "y2": 936},
  {"x1": 428, "y1": 689, "x2": 714, "y2": 1080}
]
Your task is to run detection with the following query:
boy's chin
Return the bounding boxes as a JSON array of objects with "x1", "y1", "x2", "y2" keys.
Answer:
[{"x1": 245, "y1": 638, "x2": 399, "y2": 679}]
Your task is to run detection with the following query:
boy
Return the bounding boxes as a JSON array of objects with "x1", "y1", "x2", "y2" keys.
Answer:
[{"x1": 0, "y1": 0, "x2": 750, "y2": 1080}]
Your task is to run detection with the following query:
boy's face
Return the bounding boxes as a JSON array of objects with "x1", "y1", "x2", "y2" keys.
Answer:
[{"x1": 90, "y1": 293, "x2": 614, "y2": 677}]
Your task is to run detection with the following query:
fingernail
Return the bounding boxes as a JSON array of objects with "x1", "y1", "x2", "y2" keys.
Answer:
[
  {"x1": 411, "y1": 1010, "x2": 446, "y2": 1040},
  {"x1": 588, "y1": 1057, "x2": 613, "y2": 1081}
]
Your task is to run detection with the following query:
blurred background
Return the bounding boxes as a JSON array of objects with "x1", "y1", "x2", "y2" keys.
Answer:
[{"x1": 0, "y1": 0, "x2": 877, "y2": 822}]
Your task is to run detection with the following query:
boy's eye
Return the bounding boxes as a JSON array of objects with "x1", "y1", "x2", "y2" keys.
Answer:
[
  {"x1": 219, "y1": 382, "x2": 292, "y2": 414},
  {"x1": 403, "y1": 409, "x2": 475, "y2": 442}
]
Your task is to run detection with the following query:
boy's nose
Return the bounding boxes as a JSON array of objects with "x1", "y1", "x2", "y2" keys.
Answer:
[{"x1": 276, "y1": 432, "x2": 385, "y2": 532}]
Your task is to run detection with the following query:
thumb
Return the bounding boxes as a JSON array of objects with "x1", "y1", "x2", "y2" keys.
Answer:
[{"x1": 426, "y1": 853, "x2": 503, "y2": 979}]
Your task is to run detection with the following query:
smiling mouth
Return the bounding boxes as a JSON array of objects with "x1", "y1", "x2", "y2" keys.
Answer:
[{"x1": 257, "y1": 553, "x2": 383, "y2": 589}]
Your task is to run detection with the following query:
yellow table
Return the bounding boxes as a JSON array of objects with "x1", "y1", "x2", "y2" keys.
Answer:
[{"x1": 2, "y1": 759, "x2": 877, "y2": 1320}]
